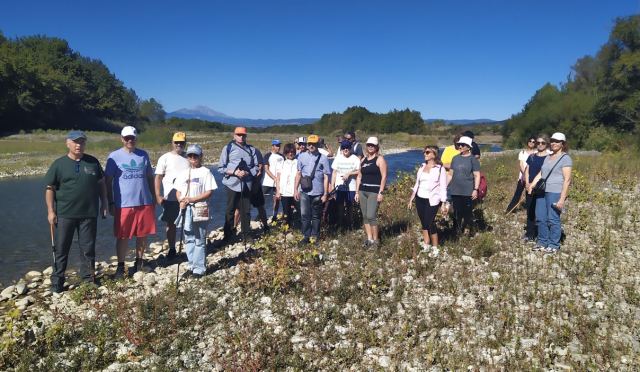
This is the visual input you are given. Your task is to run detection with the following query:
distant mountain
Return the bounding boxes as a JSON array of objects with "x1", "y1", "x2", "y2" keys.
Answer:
[
  {"x1": 425, "y1": 119, "x2": 502, "y2": 125},
  {"x1": 167, "y1": 106, "x2": 317, "y2": 127}
]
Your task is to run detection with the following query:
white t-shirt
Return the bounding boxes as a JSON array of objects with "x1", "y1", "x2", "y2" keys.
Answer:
[
  {"x1": 278, "y1": 159, "x2": 298, "y2": 197},
  {"x1": 331, "y1": 154, "x2": 360, "y2": 191},
  {"x1": 175, "y1": 166, "x2": 218, "y2": 200},
  {"x1": 318, "y1": 147, "x2": 329, "y2": 157},
  {"x1": 262, "y1": 152, "x2": 285, "y2": 188},
  {"x1": 155, "y1": 152, "x2": 190, "y2": 200},
  {"x1": 517, "y1": 149, "x2": 533, "y2": 181}
]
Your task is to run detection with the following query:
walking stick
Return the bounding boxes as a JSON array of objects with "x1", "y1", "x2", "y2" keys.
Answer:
[
  {"x1": 49, "y1": 223, "x2": 56, "y2": 272},
  {"x1": 175, "y1": 207, "x2": 187, "y2": 292}
]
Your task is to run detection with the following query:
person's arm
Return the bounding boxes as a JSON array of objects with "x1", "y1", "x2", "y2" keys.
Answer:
[
  {"x1": 471, "y1": 171, "x2": 480, "y2": 200},
  {"x1": 294, "y1": 170, "x2": 301, "y2": 201},
  {"x1": 105, "y1": 175, "x2": 115, "y2": 216},
  {"x1": 147, "y1": 172, "x2": 156, "y2": 204},
  {"x1": 321, "y1": 173, "x2": 329, "y2": 203},
  {"x1": 354, "y1": 163, "x2": 362, "y2": 203},
  {"x1": 556, "y1": 167, "x2": 572, "y2": 209},
  {"x1": 407, "y1": 169, "x2": 420, "y2": 209},
  {"x1": 528, "y1": 172, "x2": 542, "y2": 194},
  {"x1": 98, "y1": 178, "x2": 108, "y2": 218},
  {"x1": 264, "y1": 162, "x2": 276, "y2": 181},
  {"x1": 330, "y1": 169, "x2": 337, "y2": 193},
  {"x1": 524, "y1": 163, "x2": 531, "y2": 192},
  {"x1": 275, "y1": 173, "x2": 282, "y2": 199},
  {"x1": 45, "y1": 188, "x2": 57, "y2": 225},
  {"x1": 377, "y1": 155, "x2": 387, "y2": 202},
  {"x1": 154, "y1": 174, "x2": 164, "y2": 205}
]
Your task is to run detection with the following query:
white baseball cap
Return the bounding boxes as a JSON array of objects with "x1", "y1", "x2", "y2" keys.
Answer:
[
  {"x1": 121, "y1": 126, "x2": 137, "y2": 137},
  {"x1": 457, "y1": 136, "x2": 473, "y2": 147},
  {"x1": 366, "y1": 137, "x2": 379, "y2": 146},
  {"x1": 550, "y1": 132, "x2": 566, "y2": 142}
]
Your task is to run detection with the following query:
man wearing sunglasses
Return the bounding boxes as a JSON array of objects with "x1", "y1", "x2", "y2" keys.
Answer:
[
  {"x1": 45, "y1": 130, "x2": 108, "y2": 293},
  {"x1": 154, "y1": 132, "x2": 190, "y2": 261},
  {"x1": 105, "y1": 126, "x2": 156, "y2": 278}
]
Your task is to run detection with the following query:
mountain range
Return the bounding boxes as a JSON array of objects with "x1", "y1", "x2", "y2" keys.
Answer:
[{"x1": 167, "y1": 106, "x2": 500, "y2": 127}]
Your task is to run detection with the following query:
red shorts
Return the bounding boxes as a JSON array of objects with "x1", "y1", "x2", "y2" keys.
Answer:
[{"x1": 114, "y1": 205, "x2": 157, "y2": 239}]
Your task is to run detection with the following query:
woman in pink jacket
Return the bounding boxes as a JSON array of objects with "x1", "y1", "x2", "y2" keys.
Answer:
[{"x1": 407, "y1": 146, "x2": 449, "y2": 251}]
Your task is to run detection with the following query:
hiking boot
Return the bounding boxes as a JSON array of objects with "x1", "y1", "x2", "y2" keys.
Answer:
[
  {"x1": 114, "y1": 264, "x2": 125, "y2": 279},
  {"x1": 363, "y1": 239, "x2": 372, "y2": 247},
  {"x1": 166, "y1": 249, "x2": 177, "y2": 261}
]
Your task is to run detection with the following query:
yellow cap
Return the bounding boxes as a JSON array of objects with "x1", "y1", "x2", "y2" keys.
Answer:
[
  {"x1": 307, "y1": 134, "x2": 320, "y2": 144},
  {"x1": 172, "y1": 132, "x2": 186, "y2": 142}
]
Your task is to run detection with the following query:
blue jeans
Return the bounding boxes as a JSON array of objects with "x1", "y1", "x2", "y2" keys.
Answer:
[
  {"x1": 300, "y1": 192, "x2": 323, "y2": 239},
  {"x1": 535, "y1": 192, "x2": 562, "y2": 249},
  {"x1": 184, "y1": 221, "x2": 207, "y2": 274}
]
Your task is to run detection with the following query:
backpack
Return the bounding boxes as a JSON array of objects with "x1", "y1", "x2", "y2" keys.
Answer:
[
  {"x1": 223, "y1": 141, "x2": 255, "y2": 170},
  {"x1": 477, "y1": 172, "x2": 488, "y2": 200}
]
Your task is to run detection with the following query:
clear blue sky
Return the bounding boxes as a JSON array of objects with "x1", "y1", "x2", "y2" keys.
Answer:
[{"x1": 2, "y1": 1, "x2": 638, "y2": 120}]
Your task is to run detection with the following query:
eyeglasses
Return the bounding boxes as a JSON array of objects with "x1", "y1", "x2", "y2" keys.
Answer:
[
  {"x1": 174, "y1": 141, "x2": 186, "y2": 146},
  {"x1": 528, "y1": 139, "x2": 536, "y2": 143},
  {"x1": 307, "y1": 143, "x2": 317, "y2": 147},
  {"x1": 123, "y1": 136, "x2": 136, "y2": 142},
  {"x1": 187, "y1": 154, "x2": 200, "y2": 158},
  {"x1": 550, "y1": 139, "x2": 562, "y2": 144},
  {"x1": 366, "y1": 144, "x2": 376, "y2": 147},
  {"x1": 536, "y1": 141, "x2": 546, "y2": 145}
]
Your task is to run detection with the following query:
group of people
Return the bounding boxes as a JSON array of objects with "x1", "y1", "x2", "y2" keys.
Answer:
[
  {"x1": 506, "y1": 132, "x2": 573, "y2": 254},
  {"x1": 43, "y1": 125, "x2": 571, "y2": 294}
]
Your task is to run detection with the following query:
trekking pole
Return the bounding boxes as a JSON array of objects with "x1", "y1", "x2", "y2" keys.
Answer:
[
  {"x1": 49, "y1": 223, "x2": 56, "y2": 272},
  {"x1": 175, "y1": 207, "x2": 187, "y2": 293}
]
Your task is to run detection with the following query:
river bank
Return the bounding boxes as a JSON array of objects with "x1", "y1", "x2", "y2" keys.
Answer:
[{"x1": 2, "y1": 151, "x2": 639, "y2": 369}]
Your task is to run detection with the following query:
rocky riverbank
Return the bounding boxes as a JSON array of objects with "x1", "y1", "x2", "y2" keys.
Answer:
[{"x1": 1, "y1": 151, "x2": 639, "y2": 370}]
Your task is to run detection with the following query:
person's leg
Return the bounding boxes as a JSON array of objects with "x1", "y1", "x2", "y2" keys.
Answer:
[
  {"x1": 116, "y1": 238, "x2": 129, "y2": 262},
  {"x1": 51, "y1": 217, "x2": 76, "y2": 291},
  {"x1": 271, "y1": 189, "x2": 280, "y2": 220},
  {"x1": 282, "y1": 197, "x2": 293, "y2": 225},
  {"x1": 161, "y1": 201, "x2": 179, "y2": 255},
  {"x1": 310, "y1": 195, "x2": 323, "y2": 240},
  {"x1": 426, "y1": 203, "x2": 440, "y2": 247},
  {"x1": 240, "y1": 186, "x2": 251, "y2": 238},
  {"x1": 506, "y1": 180, "x2": 525, "y2": 213},
  {"x1": 223, "y1": 188, "x2": 237, "y2": 239},
  {"x1": 461, "y1": 196, "x2": 474, "y2": 234},
  {"x1": 135, "y1": 236, "x2": 146, "y2": 262},
  {"x1": 345, "y1": 191, "x2": 355, "y2": 230},
  {"x1": 359, "y1": 191, "x2": 372, "y2": 240},
  {"x1": 365, "y1": 191, "x2": 380, "y2": 242},
  {"x1": 184, "y1": 228, "x2": 196, "y2": 272},
  {"x1": 77, "y1": 218, "x2": 97, "y2": 283},
  {"x1": 299, "y1": 192, "x2": 312, "y2": 239},
  {"x1": 451, "y1": 195, "x2": 463, "y2": 235},
  {"x1": 546, "y1": 192, "x2": 562, "y2": 249},
  {"x1": 336, "y1": 191, "x2": 346, "y2": 230},
  {"x1": 192, "y1": 222, "x2": 207, "y2": 275},
  {"x1": 525, "y1": 194, "x2": 537, "y2": 240},
  {"x1": 535, "y1": 195, "x2": 550, "y2": 248},
  {"x1": 415, "y1": 197, "x2": 430, "y2": 246}
]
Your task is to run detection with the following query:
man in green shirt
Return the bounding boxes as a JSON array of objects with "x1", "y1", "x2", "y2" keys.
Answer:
[{"x1": 44, "y1": 130, "x2": 108, "y2": 293}]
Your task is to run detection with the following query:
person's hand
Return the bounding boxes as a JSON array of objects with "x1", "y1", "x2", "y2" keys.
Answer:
[
  {"x1": 294, "y1": 191, "x2": 300, "y2": 202},
  {"x1": 377, "y1": 193, "x2": 383, "y2": 202},
  {"x1": 180, "y1": 197, "x2": 189, "y2": 210},
  {"x1": 155, "y1": 195, "x2": 164, "y2": 205},
  {"x1": 47, "y1": 211, "x2": 57, "y2": 225},
  {"x1": 555, "y1": 199, "x2": 565, "y2": 210},
  {"x1": 471, "y1": 190, "x2": 478, "y2": 200},
  {"x1": 525, "y1": 183, "x2": 531, "y2": 195},
  {"x1": 100, "y1": 204, "x2": 108, "y2": 219},
  {"x1": 275, "y1": 191, "x2": 281, "y2": 200},
  {"x1": 109, "y1": 204, "x2": 115, "y2": 217},
  {"x1": 407, "y1": 199, "x2": 413, "y2": 209},
  {"x1": 321, "y1": 194, "x2": 328, "y2": 203}
]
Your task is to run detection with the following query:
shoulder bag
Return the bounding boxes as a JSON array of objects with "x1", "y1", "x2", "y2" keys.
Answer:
[
  {"x1": 532, "y1": 154, "x2": 566, "y2": 197},
  {"x1": 300, "y1": 154, "x2": 321, "y2": 192}
]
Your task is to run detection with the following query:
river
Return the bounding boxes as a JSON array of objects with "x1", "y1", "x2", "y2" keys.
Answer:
[{"x1": 0, "y1": 146, "x2": 501, "y2": 286}]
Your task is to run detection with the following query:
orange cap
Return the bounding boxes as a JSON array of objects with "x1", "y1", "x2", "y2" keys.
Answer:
[{"x1": 234, "y1": 127, "x2": 247, "y2": 135}]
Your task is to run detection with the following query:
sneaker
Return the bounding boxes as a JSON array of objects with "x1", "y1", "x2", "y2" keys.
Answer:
[
  {"x1": 363, "y1": 239, "x2": 372, "y2": 247},
  {"x1": 420, "y1": 242, "x2": 432, "y2": 252},
  {"x1": 543, "y1": 247, "x2": 558, "y2": 254},
  {"x1": 532, "y1": 244, "x2": 545, "y2": 252},
  {"x1": 370, "y1": 240, "x2": 379, "y2": 248},
  {"x1": 114, "y1": 264, "x2": 125, "y2": 279}
]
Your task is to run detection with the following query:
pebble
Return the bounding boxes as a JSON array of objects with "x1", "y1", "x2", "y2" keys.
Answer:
[
  {"x1": 1, "y1": 285, "x2": 15, "y2": 300},
  {"x1": 43, "y1": 266, "x2": 53, "y2": 276},
  {"x1": 15, "y1": 281, "x2": 28, "y2": 295},
  {"x1": 462, "y1": 255, "x2": 474, "y2": 264},
  {"x1": 143, "y1": 273, "x2": 157, "y2": 287},
  {"x1": 25, "y1": 271, "x2": 42, "y2": 281},
  {"x1": 378, "y1": 355, "x2": 391, "y2": 368},
  {"x1": 133, "y1": 271, "x2": 145, "y2": 284},
  {"x1": 490, "y1": 272, "x2": 500, "y2": 280}
]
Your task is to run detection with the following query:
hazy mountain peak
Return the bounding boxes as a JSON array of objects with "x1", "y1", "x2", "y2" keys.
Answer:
[{"x1": 173, "y1": 105, "x2": 231, "y2": 118}]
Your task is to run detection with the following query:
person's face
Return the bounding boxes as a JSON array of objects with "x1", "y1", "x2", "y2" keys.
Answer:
[
  {"x1": 536, "y1": 138, "x2": 547, "y2": 151},
  {"x1": 366, "y1": 143, "x2": 377, "y2": 154},
  {"x1": 272, "y1": 144, "x2": 281, "y2": 152},
  {"x1": 285, "y1": 150, "x2": 295, "y2": 160},
  {"x1": 344, "y1": 135, "x2": 353, "y2": 142},
  {"x1": 234, "y1": 133, "x2": 246, "y2": 144},
  {"x1": 121, "y1": 136, "x2": 136, "y2": 150},
  {"x1": 173, "y1": 140, "x2": 186, "y2": 153},
  {"x1": 527, "y1": 138, "x2": 536, "y2": 149},
  {"x1": 298, "y1": 143, "x2": 307, "y2": 151},
  {"x1": 307, "y1": 142, "x2": 317, "y2": 152},
  {"x1": 187, "y1": 153, "x2": 201, "y2": 167},
  {"x1": 458, "y1": 143, "x2": 470, "y2": 153},
  {"x1": 549, "y1": 139, "x2": 563, "y2": 152},
  {"x1": 66, "y1": 138, "x2": 86, "y2": 156},
  {"x1": 342, "y1": 147, "x2": 351, "y2": 156},
  {"x1": 424, "y1": 148, "x2": 436, "y2": 160}
]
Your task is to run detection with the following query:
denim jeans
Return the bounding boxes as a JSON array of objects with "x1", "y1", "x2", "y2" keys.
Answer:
[
  {"x1": 300, "y1": 192, "x2": 323, "y2": 239},
  {"x1": 184, "y1": 221, "x2": 207, "y2": 275},
  {"x1": 535, "y1": 192, "x2": 562, "y2": 249}
]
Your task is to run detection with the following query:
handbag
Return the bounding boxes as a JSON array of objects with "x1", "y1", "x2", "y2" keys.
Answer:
[
  {"x1": 532, "y1": 154, "x2": 566, "y2": 197},
  {"x1": 192, "y1": 201, "x2": 209, "y2": 222},
  {"x1": 300, "y1": 153, "x2": 321, "y2": 192}
]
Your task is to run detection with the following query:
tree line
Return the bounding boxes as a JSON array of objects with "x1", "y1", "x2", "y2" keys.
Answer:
[{"x1": 502, "y1": 15, "x2": 640, "y2": 151}]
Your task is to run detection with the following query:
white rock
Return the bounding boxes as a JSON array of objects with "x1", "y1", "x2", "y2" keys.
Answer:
[
  {"x1": 520, "y1": 338, "x2": 538, "y2": 349},
  {"x1": 15, "y1": 281, "x2": 27, "y2": 295},
  {"x1": 378, "y1": 355, "x2": 391, "y2": 368},
  {"x1": 291, "y1": 334, "x2": 306, "y2": 344},
  {"x1": 1, "y1": 285, "x2": 15, "y2": 300},
  {"x1": 25, "y1": 271, "x2": 42, "y2": 281},
  {"x1": 133, "y1": 271, "x2": 145, "y2": 284},
  {"x1": 143, "y1": 273, "x2": 157, "y2": 287},
  {"x1": 15, "y1": 296, "x2": 34, "y2": 308},
  {"x1": 260, "y1": 296, "x2": 272, "y2": 306},
  {"x1": 43, "y1": 266, "x2": 53, "y2": 275},
  {"x1": 462, "y1": 255, "x2": 474, "y2": 264},
  {"x1": 491, "y1": 272, "x2": 500, "y2": 280},
  {"x1": 595, "y1": 301, "x2": 604, "y2": 310}
]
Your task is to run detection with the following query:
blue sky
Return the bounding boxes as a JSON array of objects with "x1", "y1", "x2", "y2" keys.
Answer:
[{"x1": 2, "y1": 1, "x2": 638, "y2": 120}]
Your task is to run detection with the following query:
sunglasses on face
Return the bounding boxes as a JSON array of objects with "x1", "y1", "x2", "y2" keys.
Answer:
[
  {"x1": 123, "y1": 136, "x2": 136, "y2": 142},
  {"x1": 174, "y1": 141, "x2": 186, "y2": 146},
  {"x1": 307, "y1": 143, "x2": 317, "y2": 147},
  {"x1": 528, "y1": 139, "x2": 536, "y2": 143},
  {"x1": 550, "y1": 139, "x2": 562, "y2": 144},
  {"x1": 187, "y1": 154, "x2": 200, "y2": 158},
  {"x1": 536, "y1": 141, "x2": 546, "y2": 145}
]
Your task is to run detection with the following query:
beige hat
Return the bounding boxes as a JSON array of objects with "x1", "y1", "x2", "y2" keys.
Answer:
[
  {"x1": 121, "y1": 126, "x2": 137, "y2": 137},
  {"x1": 366, "y1": 137, "x2": 379, "y2": 146},
  {"x1": 550, "y1": 132, "x2": 566, "y2": 142},
  {"x1": 457, "y1": 136, "x2": 473, "y2": 147}
]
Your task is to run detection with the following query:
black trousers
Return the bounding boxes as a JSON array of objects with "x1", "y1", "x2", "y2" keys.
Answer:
[
  {"x1": 525, "y1": 193, "x2": 538, "y2": 239},
  {"x1": 224, "y1": 186, "x2": 251, "y2": 239},
  {"x1": 506, "y1": 179, "x2": 525, "y2": 213},
  {"x1": 415, "y1": 197, "x2": 440, "y2": 232},
  {"x1": 52, "y1": 217, "x2": 97, "y2": 290},
  {"x1": 451, "y1": 195, "x2": 474, "y2": 234},
  {"x1": 281, "y1": 196, "x2": 296, "y2": 226}
]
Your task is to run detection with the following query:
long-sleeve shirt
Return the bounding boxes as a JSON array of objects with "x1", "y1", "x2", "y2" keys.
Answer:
[
  {"x1": 217, "y1": 141, "x2": 260, "y2": 192},
  {"x1": 411, "y1": 163, "x2": 447, "y2": 206}
]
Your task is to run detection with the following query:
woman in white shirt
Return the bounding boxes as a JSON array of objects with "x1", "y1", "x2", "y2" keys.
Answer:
[
  {"x1": 407, "y1": 146, "x2": 448, "y2": 251},
  {"x1": 275, "y1": 143, "x2": 298, "y2": 227},
  {"x1": 175, "y1": 145, "x2": 217, "y2": 278}
]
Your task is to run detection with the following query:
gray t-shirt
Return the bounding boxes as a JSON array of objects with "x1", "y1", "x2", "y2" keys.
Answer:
[
  {"x1": 449, "y1": 155, "x2": 480, "y2": 196},
  {"x1": 540, "y1": 153, "x2": 572, "y2": 193}
]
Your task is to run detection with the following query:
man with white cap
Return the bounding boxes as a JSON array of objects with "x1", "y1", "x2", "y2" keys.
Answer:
[
  {"x1": 44, "y1": 130, "x2": 108, "y2": 292},
  {"x1": 218, "y1": 126, "x2": 260, "y2": 242},
  {"x1": 105, "y1": 126, "x2": 156, "y2": 278},
  {"x1": 155, "y1": 132, "x2": 190, "y2": 261}
]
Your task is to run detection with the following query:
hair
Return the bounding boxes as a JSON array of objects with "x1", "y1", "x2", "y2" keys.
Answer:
[
  {"x1": 424, "y1": 145, "x2": 443, "y2": 166},
  {"x1": 453, "y1": 133, "x2": 462, "y2": 144},
  {"x1": 561, "y1": 141, "x2": 569, "y2": 153},
  {"x1": 527, "y1": 135, "x2": 537, "y2": 143},
  {"x1": 283, "y1": 143, "x2": 295, "y2": 155}
]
